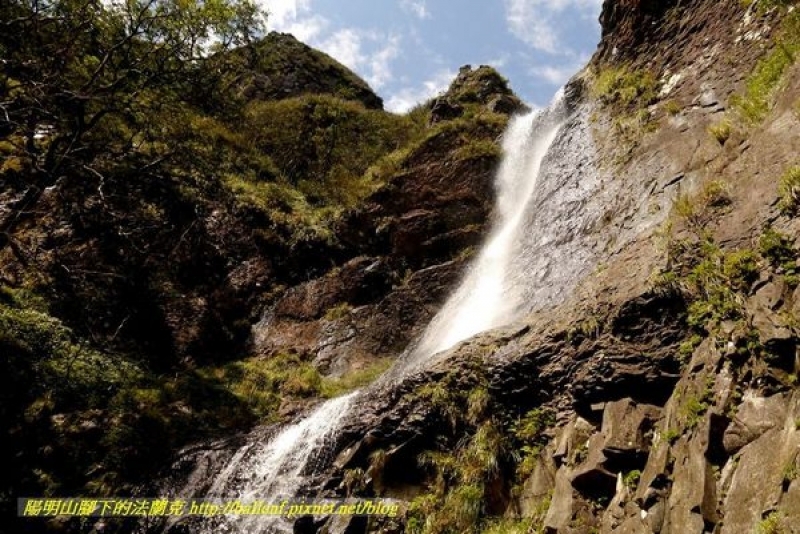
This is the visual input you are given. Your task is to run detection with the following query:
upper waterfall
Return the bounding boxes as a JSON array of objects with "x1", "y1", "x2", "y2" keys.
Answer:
[{"x1": 409, "y1": 96, "x2": 566, "y2": 360}]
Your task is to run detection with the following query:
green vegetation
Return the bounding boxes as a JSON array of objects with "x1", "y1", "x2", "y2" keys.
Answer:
[
  {"x1": 756, "y1": 511, "x2": 787, "y2": 534},
  {"x1": 593, "y1": 65, "x2": 659, "y2": 110},
  {"x1": 664, "y1": 100, "x2": 682, "y2": 116},
  {"x1": 660, "y1": 427, "x2": 681, "y2": 444},
  {"x1": 512, "y1": 408, "x2": 557, "y2": 479},
  {"x1": 480, "y1": 516, "x2": 544, "y2": 534},
  {"x1": 623, "y1": 470, "x2": 642, "y2": 489},
  {"x1": 481, "y1": 494, "x2": 551, "y2": 534},
  {"x1": 708, "y1": 120, "x2": 732, "y2": 144},
  {"x1": 199, "y1": 353, "x2": 322, "y2": 420},
  {"x1": 324, "y1": 302, "x2": 354, "y2": 321},
  {"x1": 778, "y1": 166, "x2": 800, "y2": 215},
  {"x1": 409, "y1": 422, "x2": 506, "y2": 534},
  {"x1": 320, "y1": 359, "x2": 393, "y2": 398},
  {"x1": 759, "y1": 228, "x2": 799, "y2": 286},
  {"x1": 567, "y1": 315, "x2": 604, "y2": 342},
  {"x1": 591, "y1": 64, "x2": 661, "y2": 162},
  {"x1": 403, "y1": 367, "x2": 557, "y2": 534},
  {"x1": 678, "y1": 334, "x2": 704, "y2": 360},
  {"x1": 0, "y1": 285, "x2": 263, "y2": 498},
  {"x1": 683, "y1": 239, "x2": 751, "y2": 329},
  {"x1": 782, "y1": 456, "x2": 799, "y2": 485},
  {"x1": 683, "y1": 395, "x2": 710, "y2": 429},
  {"x1": 731, "y1": 7, "x2": 800, "y2": 124},
  {"x1": 0, "y1": 0, "x2": 517, "y2": 520}
]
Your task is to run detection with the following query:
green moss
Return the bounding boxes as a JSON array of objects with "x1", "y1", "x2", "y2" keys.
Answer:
[
  {"x1": 660, "y1": 427, "x2": 681, "y2": 444},
  {"x1": 623, "y1": 469, "x2": 642, "y2": 489},
  {"x1": 324, "y1": 302, "x2": 353, "y2": 321},
  {"x1": 198, "y1": 353, "x2": 323, "y2": 420},
  {"x1": 320, "y1": 359, "x2": 392, "y2": 398},
  {"x1": 759, "y1": 227, "x2": 799, "y2": 284},
  {"x1": 678, "y1": 334, "x2": 704, "y2": 359},
  {"x1": 664, "y1": 100, "x2": 682, "y2": 116},
  {"x1": 683, "y1": 395, "x2": 710, "y2": 429}
]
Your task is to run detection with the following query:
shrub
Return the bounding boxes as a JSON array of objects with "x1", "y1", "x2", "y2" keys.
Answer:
[
  {"x1": 683, "y1": 396, "x2": 710, "y2": 429},
  {"x1": 623, "y1": 469, "x2": 642, "y2": 489},
  {"x1": 722, "y1": 249, "x2": 760, "y2": 290},
  {"x1": 708, "y1": 121, "x2": 732, "y2": 144},
  {"x1": 759, "y1": 227, "x2": 799, "y2": 284},
  {"x1": 778, "y1": 166, "x2": 800, "y2": 214},
  {"x1": 701, "y1": 179, "x2": 732, "y2": 207},
  {"x1": 664, "y1": 100, "x2": 682, "y2": 116},
  {"x1": 757, "y1": 512, "x2": 786, "y2": 534}
]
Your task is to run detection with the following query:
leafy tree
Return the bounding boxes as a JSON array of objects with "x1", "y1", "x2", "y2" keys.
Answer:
[{"x1": 0, "y1": 0, "x2": 265, "y2": 249}]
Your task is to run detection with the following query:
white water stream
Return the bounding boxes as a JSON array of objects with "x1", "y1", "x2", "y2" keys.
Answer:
[{"x1": 175, "y1": 94, "x2": 568, "y2": 533}]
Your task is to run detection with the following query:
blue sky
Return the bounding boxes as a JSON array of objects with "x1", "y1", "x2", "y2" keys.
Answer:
[{"x1": 262, "y1": 0, "x2": 604, "y2": 112}]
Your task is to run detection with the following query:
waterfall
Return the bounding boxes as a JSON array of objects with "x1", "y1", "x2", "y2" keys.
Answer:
[
  {"x1": 407, "y1": 97, "x2": 565, "y2": 362},
  {"x1": 171, "y1": 393, "x2": 358, "y2": 533},
  {"x1": 166, "y1": 93, "x2": 574, "y2": 534}
]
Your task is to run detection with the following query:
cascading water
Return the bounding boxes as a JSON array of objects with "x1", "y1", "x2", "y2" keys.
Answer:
[
  {"x1": 407, "y1": 97, "x2": 565, "y2": 363},
  {"x1": 164, "y1": 93, "x2": 575, "y2": 534},
  {"x1": 172, "y1": 393, "x2": 358, "y2": 533}
]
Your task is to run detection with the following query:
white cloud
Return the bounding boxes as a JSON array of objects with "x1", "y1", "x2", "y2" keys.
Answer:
[
  {"x1": 317, "y1": 30, "x2": 400, "y2": 90},
  {"x1": 260, "y1": 0, "x2": 400, "y2": 90},
  {"x1": 262, "y1": 0, "x2": 327, "y2": 41},
  {"x1": 486, "y1": 55, "x2": 510, "y2": 69},
  {"x1": 263, "y1": 0, "x2": 304, "y2": 28},
  {"x1": 386, "y1": 69, "x2": 455, "y2": 113},
  {"x1": 530, "y1": 63, "x2": 577, "y2": 85},
  {"x1": 366, "y1": 35, "x2": 401, "y2": 89},
  {"x1": 320, "y1": 29, "x2": 365, "y2": 69},
  {"x1": 400, "y1": 0, "x2": 431, "y2": 19},
  {"x1": 504, "y1": 0, "x2": 602, "y2": 54}
]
